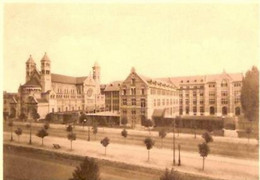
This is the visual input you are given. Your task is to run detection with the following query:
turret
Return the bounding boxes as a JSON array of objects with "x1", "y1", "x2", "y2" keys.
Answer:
[
  {"x1": 40, "y1": 52, "x2": 52, "y2": 92},
  {"x1": 92, "y1": 61, "x2": 100, "y2": 83},
  {"x1": 26, "y1": 55, "x2": 36, "y2": 82}
]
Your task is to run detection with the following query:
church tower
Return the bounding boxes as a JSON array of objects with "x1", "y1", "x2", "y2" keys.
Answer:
[
  {"x1": 26, "y1": 55, "x2": 36, "y2": 82},
  {"x1": 92, "y1": 61, "x2": 100, "y2": 83},
  {"x1": 40, "y1": 52, "x2": 52, "y2": 92}
]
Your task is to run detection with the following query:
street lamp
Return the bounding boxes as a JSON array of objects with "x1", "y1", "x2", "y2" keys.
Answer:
[
  {"x1": 178, "y1": 144, "x2": 181, "y2": 166},
  {"x1": 172, "y1": 118, "x2": 176, "y2": 166}
]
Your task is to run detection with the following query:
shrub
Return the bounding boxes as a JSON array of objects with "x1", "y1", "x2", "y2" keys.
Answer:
[{"x1": 69, "y1": 157, "x2": 100, "y2": 180}]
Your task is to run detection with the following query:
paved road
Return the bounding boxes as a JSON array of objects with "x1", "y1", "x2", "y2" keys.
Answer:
[{"x1": 4, "y1": 132, "x2": 258, "y2": 180}]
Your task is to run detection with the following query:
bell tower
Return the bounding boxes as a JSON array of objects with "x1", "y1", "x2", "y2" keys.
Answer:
[
  {"x1": 26, "y1": 55, "x2": 36, "y2": 82},
  {"x1": 92, "y1": 61, "x2": 100, "y2": 83},
  {"x1": 40, "y1": 52, "x2": 52, "y2": 92}
]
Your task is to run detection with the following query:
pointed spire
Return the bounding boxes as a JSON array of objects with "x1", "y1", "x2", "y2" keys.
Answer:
[
  {"x1": 131, "y1": 67, "x2": 136, "y2": 73},
  {"x1": 94, "y1": 61, "x2": 99, "y2": 67},
  {"x1": 26, "y1": 54, "x2": 35, "y2": 64},
  {"x1": 41, "y1": 52, "x2": 50, "y2": 61}
]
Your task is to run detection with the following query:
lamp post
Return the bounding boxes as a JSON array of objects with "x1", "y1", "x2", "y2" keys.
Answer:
[
  {"x1": 178, "y1": 144, "x2": 181, "y2": 166},
  {"x1": 87, "y1": 119, "x2": 90, "y2": 141},
  {"x1": 28, "y1": 109, "x2": 32, "y2": 145},
  {"x1": 173, "y1": 118, "x2": 176, "y2": 166}
]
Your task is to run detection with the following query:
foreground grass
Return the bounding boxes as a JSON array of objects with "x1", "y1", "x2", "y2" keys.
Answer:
[{"x1": 4, "y1": 144, "x2": 220, "y2": 180}]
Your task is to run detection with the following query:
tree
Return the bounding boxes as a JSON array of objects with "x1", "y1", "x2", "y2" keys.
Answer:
[
  {"x1": 121, "y1": 116, "x2": 128, "y2": 127},
  {"x1": 36, "y1": 128, "x2": 48, "y2": 146},
  {"x1": 202, "y1": 132, "x2": 213, "y2": 144},
  {"x1": 67, "y1": 124, "x2": 73, "y2": 132},
  {"x1": 45, "y1": 113, "x2": 53, "y2": 122},
  {"x1": 69, "y1": 157, "x2": 101, "y2": 180},
  {"x1": 32, "y1": 111, "x2": 40, "y2": 122},
  {"x1": 245, "y1": 127, "x2": 252, "y2": 143},
  {"x1": 100, "y1": 137, "x2": 110, "y2": 155},
  {"x1": 159, "y1": 129, "x2": 167, "y2": 148},
  {"x1": 92, "y1": 123, "x2": 98, "y2": 140},
  {"x1": 43, "y1": 122, "x2": 50, "y2": 130},
  {"x1": 144, "y1": 119, "x2": 153, "y2": 135},
  {"x1": 144, "y1": 137, "x2": 155, "y2": 162},
  {"x1": 19, "y1": 113, "x2": 27, "y2": 122},
  {"x1": 8, "y1": 121, "x2": 14, "y2": 141},
  {"x1": 15, "y1": 128, "x2": 23, "y2": 142},
  {"x1": 121, "y1": 129, "x2": 128, "y2": 143},
  {"x1": 68, "y1": 132, "x2": 77, "y2": 150},
  {"x1": 241, "y1": 66, "x2": 259, "y2": 123},
  {"x1": 160, "y1": 168, "x2": 181, "y2": 180},
  {"x1": 198, "y1": 142, "x2": 209, "y2": 170}
]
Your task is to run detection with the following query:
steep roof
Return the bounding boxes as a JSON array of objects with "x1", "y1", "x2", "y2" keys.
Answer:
[
  {"x1": 159, "y1": 72, "x2": 243, "y2": 86},
  {"x1": 26, "y1": 55, "x2": 36, "y2": 64},
  {"x1": 23, "y1": 78, "x2": 41, "y2": 87},
  {"x1": 41, "y1": 52, "x2": 50, "y2": 61},
  {"x1": 51, "y1": 73, "x2": 88, "y2": 84}
]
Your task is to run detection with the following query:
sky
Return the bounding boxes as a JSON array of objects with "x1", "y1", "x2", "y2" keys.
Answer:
[{"x1": 3, "y1": 2, "x2": 259, "y2": 92}]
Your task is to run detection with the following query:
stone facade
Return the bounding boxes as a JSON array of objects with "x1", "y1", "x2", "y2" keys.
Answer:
[
  {"x1": 159, "y1": 70, "x2": 243, "y2": 117},
  {"x1": 5, "y1": 53, "x2": 105, "y2": 120},
  {"x1": 120, "y1": 68, "x2": 179, "y2": 127}
]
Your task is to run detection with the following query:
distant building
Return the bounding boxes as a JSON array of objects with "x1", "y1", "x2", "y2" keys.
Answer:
[
  {"x1": 5, "y1": 53, "x2": 105, "y2": 119},
  {"x1": 159, "y1": 70, "x2": 243, "y2": 117}
]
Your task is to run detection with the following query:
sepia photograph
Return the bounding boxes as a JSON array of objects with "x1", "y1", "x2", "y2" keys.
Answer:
[{"x1": 2, "y1": 1, "x2": 259, "y2": 180}]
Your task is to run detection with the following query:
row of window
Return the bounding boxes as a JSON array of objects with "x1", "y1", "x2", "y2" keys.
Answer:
[
  {"x1": 150, "y1": 88, "x2": 177, "y2": 96},
  {"x1": 153, "y1": 99, "x2": 178, "y2": 107}
]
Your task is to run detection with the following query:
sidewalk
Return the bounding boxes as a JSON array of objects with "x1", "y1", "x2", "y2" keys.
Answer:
[
  {"x1": 4, "y1": 132, "x2": 258, "y2": 180},
  {"x1": 12, "y1": 121, "x2": 258, "y2": 144}
]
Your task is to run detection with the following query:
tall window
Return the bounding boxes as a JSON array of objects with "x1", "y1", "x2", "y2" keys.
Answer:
[
  {"x1": 131, "y1": 88, "x2": 136, "y2": 95},
  {"x1": 132, "y1": 98, "x2": 136, "y2": 105},
  {"x1": 122, "y1": 99, "x2": 127, "y2": 105},
  {"x1": 141, "y1": 88, "x2": 145, "y2": 95},
  {"x1": 141, "y1": 99, "x2": 146, "y2": 107}
]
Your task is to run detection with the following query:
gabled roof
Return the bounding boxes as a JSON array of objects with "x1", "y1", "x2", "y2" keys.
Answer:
[
  {"x1": 23, "y1": 78, "x2": 41, "y2": 87},
  {"x1": 104, "y1": 81, "x2": 122, "y2": 92},
  {"x1": 51, "y1": 73, "x2": 88, "y2": 84}
]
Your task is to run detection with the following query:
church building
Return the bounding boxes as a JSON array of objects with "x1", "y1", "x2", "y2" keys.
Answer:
[{"x1": 8, "y1": 53, "x2": 105, "y2": 119}]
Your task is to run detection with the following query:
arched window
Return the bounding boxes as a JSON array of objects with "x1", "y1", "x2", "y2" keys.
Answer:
[
  {"x1": 235, "y1": 107, "x2": 240, "y2": 116},
  {"x1": 210, "y1": 107, "x2": 215, "y2": 115},
  {"x1": 222, "y1": 106, "x2": 228, "y2": 115}
]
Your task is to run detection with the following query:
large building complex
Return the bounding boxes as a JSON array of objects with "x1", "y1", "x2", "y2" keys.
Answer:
[
  {"x1": 3, "y1": 54, "x2": 243, "y2": 127},
  {"x1": 4, "y1": 53, "x2": 105, "y2": 119}
]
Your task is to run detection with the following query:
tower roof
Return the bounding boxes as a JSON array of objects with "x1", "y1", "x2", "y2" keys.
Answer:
[
  {"x1": 26, "y1": 55, "x2": 36, "y2": 64},
  {"x1": 41, "y1": 52, "x2": 50, "y2": 61},
  {"x1": 93, "y1": 61, "x2": 99, "y2": 67}
]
